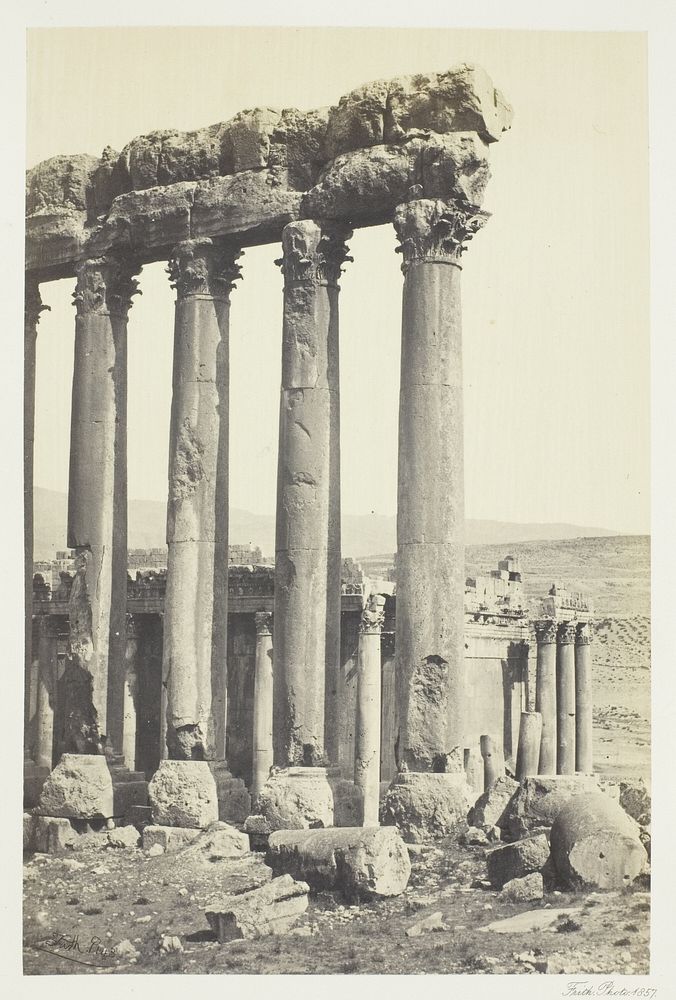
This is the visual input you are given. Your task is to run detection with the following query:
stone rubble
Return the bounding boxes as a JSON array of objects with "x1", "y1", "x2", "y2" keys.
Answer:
[{"x1": 205, "y1": 874, "x2": 309, "y2": 941}]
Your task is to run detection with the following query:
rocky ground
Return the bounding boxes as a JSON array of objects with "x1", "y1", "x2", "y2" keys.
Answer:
[{"x1": 23, "y1": 835, "x2": 649, "y2": 976}]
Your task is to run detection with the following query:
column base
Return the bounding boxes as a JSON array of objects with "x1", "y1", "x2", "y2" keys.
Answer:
[
  {"x1": 256, "y1": 766, "x2": 336, "y2": 832},
  {"x1": 380, "y1": 771, "x2": 473, "y2": 844},
  {"x1": 148, "y1": 759, "x2": 218, "y2": 829}
]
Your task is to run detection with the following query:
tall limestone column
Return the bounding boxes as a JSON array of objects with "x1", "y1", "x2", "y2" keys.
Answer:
[
  {"x1": 273, "y1": 219, "x2": 351, "y2": 769},
  {"x1": 24, "y1": 280, "x2": 48, "y2": 759},
  {"x1": 163, "y1": 238, "x2": 241, "y2": 762},
  {"x1": 535, "y1": 620, "x2": 558, "y2": 775},
  {"x1": 575, "y1": 621, "x2": 594, "y2": 773},
  {"x1": 556, "y1": 621, "x2": 577, "y2": 774},
  {"x1": 252, "y1": 612, "x2": 274, "y2": 799},
  {"x1": 34, "y1": 615, "x2": 58, "y2": 769},
  {"x1": 66, "y1": 255, "x2": 140, "y2": 753},
  {"x1": 393, "y1": 198, "x2": 488, "y2": 771},
  {"x1": 355, "y1": 595, "x2": 386, "y2": 826}
]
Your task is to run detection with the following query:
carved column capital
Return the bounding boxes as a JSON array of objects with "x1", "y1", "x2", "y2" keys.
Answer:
[
  {"x1": 576, "y1": 621, "x2": 594, "y2": 645},
  {"x1": 393, "y1": 198, "x2": 490, "y2": 273},
  {"x1": 534, "y1": 620, "x2": 558, "y2": 645},
  {"x1": 359, "y1": 595, "x2": 386, "y2": 634},
  {"x1": 25, "y1": 280, "x2": 50, "y2": 332},
  {"x1": 167, "y1": 238, "x2": 242, "y2": 299},
  {"x1": 73, "y1": 255, "x2": 142, "y2": 318},
  {"x1": 254, "y1": 611, "x2": 273, "y2": 637},
  {"x1": 557, "y1": 621, "x2": 577, "y2": 645},
  {"x1": 276, "y1": 219, "x2": 353, "y2": 286}
]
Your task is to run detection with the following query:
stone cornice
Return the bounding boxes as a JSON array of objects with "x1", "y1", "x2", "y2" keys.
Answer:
[{"x1": 26, "y1": 65, "x2": 511, "y2": 279}]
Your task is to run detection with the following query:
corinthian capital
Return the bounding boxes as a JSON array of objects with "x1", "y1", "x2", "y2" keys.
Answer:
[
  {"x1": 534, "y1": 620, "x2": 557, "y2": 645},
  {"x1": 393, "y1": 198, "x2": 490, "y2": 272},
  {"x1": 276, "y1": 219, "x2": 353, "y2": 286},
  {"x1": 168, "y1": 239, "x2": 242, "y2": 298},
  {"x1": 576, "y1": 621, "x2": 594, "y2": 645},
  {"x1": 73, "y1": 255, "x2": 141, "y2": 318},
  {"x1": 557, "y1": 621, "x2": 577, "y2": 645},
  {"x1": 359, "y1": 595, "x2": 386, "y2": 634},
  {"x1": 25, "y1": 280, "x2": 50, "y2": 331},
  {"x1": 254, "y1": 611, "x2": 273, "y2": 637}
]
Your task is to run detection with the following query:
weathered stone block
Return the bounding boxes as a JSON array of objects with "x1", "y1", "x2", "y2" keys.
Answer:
[
  {"x1": 619, "y1": 778, "x2": 651, "y2": 827},
  {"x1": 38, "y1": 754, "x2": 114, "y2": 820},
  {"x1": 486, "y1": 834, "x2": 550, "y2": 888},
  {"x1": 179, "y1": 822, "x2": 250, "y2": 860},
  {"x1": 500, "y1": 872, "x2": 544, "y2": 902},
  {"x1": 468, "y1": 775, "x2": 519, "y2": 831},
  {"x1": 106, "y1": 825, "x2": 141, "y2": 849},
  {"x1": 112, "y1": 779, "x2": 148, "y2": 818},
  {"x1": 29, "y1": 815, "x2": 78, "y2": 853},
  {"x1": 148, "y1": 760, "x2": 218, "y2": 828},
  {"x1": 256, "y1": 767, "x2": 334, "y2": 831},
  {"x1": 503, "y1": 774, "x2": 601, "y2": 840},
  {"x1": 380, "y1": 772, "x2": 473, "y2": 843},
  {"x1": 550, "y1": 793, "x2": 647, "y2": 890},
  {"x1": 205, "y1": 874, "x2": 309, "y2": 941},
  {"x1": 267, "y1": 826, "x2": 411, "y2": 900},
  {"x1": 142, "y1": 825, "x2": 200, "y2": 853},
  {"x1": 324, "y1": 79, "x2": 389, "y2": 160}
]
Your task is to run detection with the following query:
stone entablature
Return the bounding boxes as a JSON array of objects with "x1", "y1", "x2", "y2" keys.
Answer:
[{"x1": 25, "y1": 65, "x2": 512, "y2": 278}]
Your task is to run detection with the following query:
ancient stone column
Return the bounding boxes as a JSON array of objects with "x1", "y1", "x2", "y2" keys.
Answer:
[
  {"x1": 273, "y1": 220, "x2": 351, "y2": 768},
  {"x1": 67, "y1": 255, "x2": 140, "y2": 753},
  {"x1": 393, "y1": 199, "x2": 488, "y2": 772},
  {"x1": 34, "y1": 615, "x2": 58, "y2": 768},
  {"x1": 480, "y1": 734, "x2": 504, "y2": 791},
  {"x1": 163, "y1": 239, "x2": 241, "y2": 761},
  {"x1": 556, "y1": 621, "x2": 577, "y2": 775},
  {"x1": 535, "y1": 620, "x2": 558, "y2": 775},
  {"x1": 252, "y1": 612, "x2": 274, "y2": 800},
  {"x1": 123, "y1": 613, "x2": 140, "y2": 770},
  {"x1": 575, "y1": 621, "x2": 594, "y2": 774},
  {"x1": 515, "y1": 711, "x2": 543, "y2": 782},
  {"x1": 24, "y1": 280, "x2": 48, "y2": 758},
  {"x1": 355, "y1": 595, "x2": 386, "y2": 826}
]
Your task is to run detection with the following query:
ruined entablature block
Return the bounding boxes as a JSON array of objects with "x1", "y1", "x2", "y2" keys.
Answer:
[{"x1": 26, "y1": 64, "x2": 512, "y2": 278}]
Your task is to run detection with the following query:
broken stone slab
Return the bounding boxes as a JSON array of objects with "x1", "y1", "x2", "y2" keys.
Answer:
[
  {"x1": 380, "y1": 772, "x2": 473, "y2": 843},
  {"x1": 405, "y1": 911, "x2": 447, "y2": 937},
  {"x1": 550, "y1": 792, "x2": 648, "y2": 890},
  {"x1": 500, "y1": 872, "x2": 544, "y2": 902},
  {"x1": 480, "y1": 906, "x2": 582, "y2": 934},
  {"x1": 142, "y1": 825, "x2": 201, "y2": 853},
  {"x1": 177, "y1": 822, "x2": 250, "y2": 861},
  {"x1": 502, "y1": 774, "x2": 602, "y2": 840},
  {"x1": 204, "y1": 874, "x2": 309, "y2": 942},
  {"x1": 25, "y1": 815, "x2": 78, "y2": 853},
  {"x1": 486, "y1": 833, "x2": 550, "y2": 888},
  {"x1": 37, "y1": 754, "x2": 114, "y2": 820},
  {"x1": 106, "y1": 825, "x2": 141, "y2": 849},
  {"x1": 148, "y1": 760, "x2": 218, "y2": 828},
  {"x1": 467, "y1": 775, "x2": 519, "y2": 832},
  {"x1": 267, "y1": 826, "x2": 411, "y2": 901},
  {"x1": 256, "y1": 767, "x2": 334, "y2": 831}
]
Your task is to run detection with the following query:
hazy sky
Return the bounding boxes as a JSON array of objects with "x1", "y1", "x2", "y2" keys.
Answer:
[{"x1": 27, "y1": 27, "x2": 649, "y2": 533}]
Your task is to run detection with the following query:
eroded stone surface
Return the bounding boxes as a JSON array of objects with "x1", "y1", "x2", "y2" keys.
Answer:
[
  {"x1": 205, "y1": 874, "x2": 309, "y2": 941},
  {"x1": 500, "y1": 872, "x2": 544, "y2": 902},
  {"x1": 38, "y1": 754, "x2": 114, "y2": 819},
  {"x1": 503, "y1": 774, "x2": 601, "y2": 840},
  {"x1": 267, "y1": 826, "x2": 410, "y2": 900},
  {"x1": 148, "y1": 760, "x2": 218, "y2": 828},
  {"x1": 468, "y1": 775, "x2": 519, "y2": 832},
  {"x1": 486, "y1": 834, "x2": 550, "y2": 888},
  {"x1": 256, "y1": 767, "x2": 334, "y2": 831},
  {"x1": 380, "y1": 772, "x2": 473, "y2": 843}
]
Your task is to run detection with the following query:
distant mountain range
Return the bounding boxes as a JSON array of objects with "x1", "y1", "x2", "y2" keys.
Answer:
[{"x1": 33, "y1": 486, "x2": 620, "y2": 561}]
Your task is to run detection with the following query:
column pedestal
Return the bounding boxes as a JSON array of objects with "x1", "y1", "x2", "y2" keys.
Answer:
[
  {"x1": 535, "y1": 620, "x2": 557, "y2": 775},
  {"x1": 575, "y1": 622, "x2": 594, "y2": 773},
  {"x1": 355, "y1": 596, "x2": 385, "y2": 826},
  {"x1": 556, "y1": 622, "x2": 577, "y2": 774}
]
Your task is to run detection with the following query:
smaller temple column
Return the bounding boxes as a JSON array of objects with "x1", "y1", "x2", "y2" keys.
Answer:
[
  {"x1": 515, "y1": 711, "x2": 543, "y2": 782},
  {"x1": 252, "y1": 612, "x2": 274, "y2": 800},
  {"x1": 556, "y1": 621, "x2": 577, "y2": 774},
  {"x1": 535, "y1": 620, "x2": 557, "y2": 775},
  {"x1": 480, "y1": 734, "x2": 504, "y2": 791},
  {"x1": 355, "y1": 595, "x2": 385, "y2": 826},
  {"x1": 34, "y1": 615, "x2": 58, "y2": 768},
  {"x1": 575, "y1": 621, "x2": 594, "y2": 773},
  {"x1": 123, "y1": 614, "x2": 141, "y2": 770}
]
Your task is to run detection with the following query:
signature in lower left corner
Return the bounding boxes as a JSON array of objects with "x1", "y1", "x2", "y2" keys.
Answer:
[{"x1": 31, "y1": 932, "x2": 119, "y2": 967}]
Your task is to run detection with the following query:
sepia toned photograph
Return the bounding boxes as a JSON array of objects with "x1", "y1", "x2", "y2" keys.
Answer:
[{"x1": 16, "y1": 10, "x2": 662, "y2": 985}]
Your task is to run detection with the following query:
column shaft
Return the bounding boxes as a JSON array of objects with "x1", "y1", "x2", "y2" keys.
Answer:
[
  {"x1": 123, "y1": 614, "x2": 140, "y2": 769},
  {"x1": 273, "y1": 220, "x2": 351, "y2": 767},
  {"x1": 556, "y1": 622, "x2": 577, "y2": 774},
  {"x1": 252, "y1": 613, "x2": 274, "y2": 798},
  {"x1": 355, "y1": 597, "x2": 385, "y2": 825},
  {"x1": 67, "y1": 256, "x2": 139, "y2": 752},
  {"x1": 35, "y1": 616, "x2": 57, "y2": 768},
  {"x1": 163, "y1": 239, "x2": 241, "y2": 761},
  {"x1": 515, "y1": 710, "x2": 543, "y2": 782},
  {"x1": 575, "y1": 622, "x2": 594, "y2": 773},
  {"x1": 535, "y1": 621, "x2": 557, "y2": 774},
  {"x1": 394, "y1": 199, "x2": 488, "y2": 770}
]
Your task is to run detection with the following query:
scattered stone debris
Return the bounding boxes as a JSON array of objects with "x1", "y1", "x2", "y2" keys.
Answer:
[
  {"x1": 381, "y1": 772, "x2": 472, "y2": 843},
  {"x1": 405, "y1": 911, "x2": 447, "y2": 936},
  {"x1": 502, "y1": 775, "x2": 601, "y2": 840},
  {"x1": 486, "y1": 834, "x2": 550, "y2": 888},
  {"x1": 205, "y1": 874, "x2": 309, "y2": 941},
  {"x1": 159, "y1": 934, "x2": 184, "y2": 953},
  {"x1": 500, "y1": 872, "x2": 544, "y2": 902},
  {"x1": 481, "y1": 907, "x2": 583, "y2": 934},
  {"x1": 115, "y1": 939, "x2": 140, "y2": 962},
  {"x1": 618, "y1": 778, "x2": 651, "y2": 827},
  {"x1": 467, "y1": 775, "x2": 519, "y2": 833}
]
